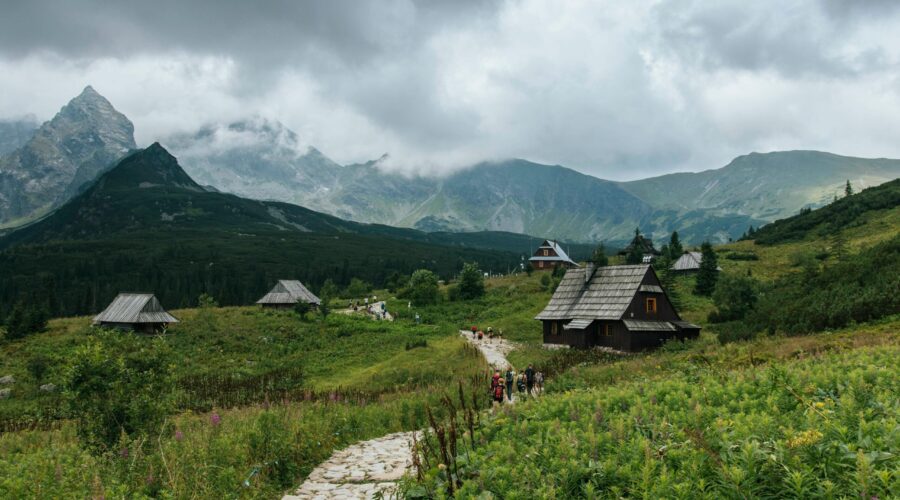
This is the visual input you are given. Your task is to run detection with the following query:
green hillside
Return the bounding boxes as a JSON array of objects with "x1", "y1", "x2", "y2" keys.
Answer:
[{"x1": 0, "y1": 144, "x2": 560, "y2": 318}]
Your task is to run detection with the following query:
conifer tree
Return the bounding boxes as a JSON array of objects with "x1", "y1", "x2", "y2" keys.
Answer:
[
  {"x1": 591, "y1": 243, "x2": 608, "y2": 267},
  {"x1": 694, "y1": 241, "x2": 719, "y2": 296},
  {"x1": 845, "y1": 179, "x2": 853, "y2": 197},
  {"x1": 668, "y1": 231, "x2": 683, "y2": 260}
]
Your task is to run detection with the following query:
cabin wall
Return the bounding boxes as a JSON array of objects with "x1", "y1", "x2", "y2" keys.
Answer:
[
  {"x1": 591, "y1": 320, "x2": 631, "y2": 351},
  {"x1": 542, "y1": 320, "x2": 590, "y2": 347},
  {"x1": 623, "y1": 270, "x2": 680, "y2": 322}
]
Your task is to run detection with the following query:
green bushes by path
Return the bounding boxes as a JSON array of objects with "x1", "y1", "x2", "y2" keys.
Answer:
[{"x1": 412, "y1": 344, "x2": 899, "y2": 498}]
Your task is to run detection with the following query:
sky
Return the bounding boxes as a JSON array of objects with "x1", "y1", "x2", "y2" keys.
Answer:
[{"x1": 1, "y1": 0, "x2": 899, "y2": 180}]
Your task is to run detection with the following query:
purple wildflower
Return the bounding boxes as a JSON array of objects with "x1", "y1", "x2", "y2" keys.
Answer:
[
  {"x1": 174, "y1": 430, "x2": 184, "y2": 441},
  {"x1": 120, "y1": 447, "x2": 129, "y2": 459},
  {"x1": 210, "y1": 412, "x2": 221, "y2": 426}
]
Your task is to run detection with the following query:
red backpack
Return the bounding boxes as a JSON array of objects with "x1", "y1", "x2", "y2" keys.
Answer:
[{"x1": 493, "y1": 385, "x2": 504, "y2": 399}]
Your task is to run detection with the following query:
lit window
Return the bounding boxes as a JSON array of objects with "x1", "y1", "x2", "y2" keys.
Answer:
[
  {"x1": 543, "y1": 249, "x2": 549, "y2": 256},
  {"x1": 646, "y1": 298, "x2": 657, "y2": 313}
]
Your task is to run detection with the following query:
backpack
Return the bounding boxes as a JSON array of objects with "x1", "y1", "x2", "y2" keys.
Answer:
[{"x1": 493, "y1": 385, "x2": 503, "y2": 399}]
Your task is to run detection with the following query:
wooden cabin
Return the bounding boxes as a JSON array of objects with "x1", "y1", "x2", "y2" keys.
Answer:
[
  {"x1": 618, "y1": 232, "x2": 660, "y2": 259},
  {"x1": 670, "y1": 251, "x2": 722, "y2": 273},
  {"x1": 93, "y1": 293, "x2": 178, "y2": 333},
  {"x1": 535, "y1": 264, "x2": 700, "y2": 352},
  {"x1": 257, "y1": 280, "x2": 321, "y2": 309},
  {"x1": 528, "y1": 240, "x2": 579, "y2": 271}
]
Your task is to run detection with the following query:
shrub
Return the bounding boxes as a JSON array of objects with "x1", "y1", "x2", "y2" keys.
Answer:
[
  {"x1": 248, "y1": 411, "x2": 297, "y2": 488},
  {"x1": 26, "y1": 354, "x2": 51, "y2": 382},
  {"x1": 62, "y1": 330, "x2": 175, "y2": 452},
  {"x1": 724, "y1": 252, "x2": 759, "y2": 261},
  {"x1": 457, "y1": 263, "x2": 485, "y2": 300},
  {"x1": 405, "y1": 269, "x2": 441, "y2": 306},
  {"x1": 345, "y1": 278, "x2": 372, "y2": 299},
  {"x1": 710, "y1": 273, "x2": 759, "y2": 322},
  {"x1": 4, "y1": 301, "x2": 48, "y2": 341},
  {"x1": 539, "y1": 273, "x2": 551, "y2": 290},
  {"x1": 293, "y1": 300, "x2": 311, "y2": 320}
]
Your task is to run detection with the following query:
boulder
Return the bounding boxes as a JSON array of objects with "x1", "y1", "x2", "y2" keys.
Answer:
[
  {"x1": 0, "y1": 375, "x2": 14, "y2": 385},
  {"x1": 0, "y1": 388, "x2": 10, "y2": 399},
  {"x1": 39, "y1": 383, "x2": 57, "y2": 393}
]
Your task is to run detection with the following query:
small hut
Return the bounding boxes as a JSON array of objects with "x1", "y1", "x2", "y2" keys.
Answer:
[
  {"x1": 93, "y1": 293, "x2": 179, "y2": 333},
  {"x1": 528, "y1": 240, "x2": 579, "y2": 271},
  {"x1": 257, "y1": 280, "x2": 321, "y2": 309},
  {"x1": 535, "y1": 264, "x2": 700, "y2": 352},
  {"x1": 670, "y1": 252, "x2": 723, "y2": 273}
]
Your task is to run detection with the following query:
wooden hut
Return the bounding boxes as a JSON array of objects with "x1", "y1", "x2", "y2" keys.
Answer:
[
  {"x1": 670, "y1": 252, "x2": 722, "y2": 273},
  {"x1": 93, "y1": 293, "x2": 179, "y2": 333},
  {"x1": 528, "y1": 240, "x2": 579, "y2": 271},
  {"x1": 256, "y1": 280, "x2": 321, "y2": 309},
  {"x1": 618, "y1": 232, "x2": 660, "y2": 259},
  {"x1": 535, "y1": 264, "x2": 700, "y2": 352}
]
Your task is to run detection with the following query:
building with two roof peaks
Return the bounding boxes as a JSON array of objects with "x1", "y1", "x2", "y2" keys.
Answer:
[
  {"x1": 535, "y1": 264, "x2": 700, "y2": 352},
  {"x1": 528, "y1": 239, "x2": 579, "y2": 271},
  {"x1": 93, "y1": 293, "x2": 179, "y2": 333},
  {"x1": 256, "y1": 280, "x2": 321, "y2": 309}
]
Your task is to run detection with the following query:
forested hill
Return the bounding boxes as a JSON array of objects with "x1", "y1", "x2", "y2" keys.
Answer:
[
  {"x1": 749, "y1": 177, "x2": 900, "y2": 244},
  {"x1": 0, "y1": 144, "x2": 568, "y2": 318}
]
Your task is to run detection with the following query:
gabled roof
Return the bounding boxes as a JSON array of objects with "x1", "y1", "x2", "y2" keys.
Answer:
[
  {"x1": 257, "y1": 280, "x2": 321, "y2": 305},
  {"x1": 671, "y1": 252, "x2": 722, "y2": 271},
  {"x1": 93, "y1": 293, "x2": 179, "y2": 324},
  {"x1": 535, "y1": 264, "x2": 650, "y2": 321},
  {"x1": 529, "y1": 240, "x2": 578, "y2": 266}
]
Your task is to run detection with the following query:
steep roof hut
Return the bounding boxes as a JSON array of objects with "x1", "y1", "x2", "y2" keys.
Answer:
[
  {"x1": 670, "y1": 252, "x2": 723, "y2": 273},
  {"x1": 528, "y1": 240, "x2": 579, "y2": 270},
  {"x1": 93, "y1": 293, "x2": 178, "y2": 333},
  {"x1": 618, "y1": 230, "x2": 659, "y2": 257},
  {"x1": 535, "y1": 264, "x2": 699, "y2": 352},
  {"x1": 257, "y1": 280, "x2": 321, "y2": 309}
]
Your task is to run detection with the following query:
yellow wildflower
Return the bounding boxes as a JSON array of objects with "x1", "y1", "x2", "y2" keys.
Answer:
[{"x1": 786, "y1": 429, "x2": 823, "y2": 448}]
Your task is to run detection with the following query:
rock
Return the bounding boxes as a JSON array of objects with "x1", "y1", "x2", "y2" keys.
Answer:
[
  {"x1": 39, "y1": 383, "x2": 57, "y2": 392},
  {"x1": 0, "y1": 375, "x2": 14, "y2": 385},
  {"x1": 0, "y1": 388, "x2": 10, "y2": 399}
]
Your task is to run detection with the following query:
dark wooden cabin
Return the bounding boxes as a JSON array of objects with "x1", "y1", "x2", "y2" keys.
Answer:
[
  {"x1": 92, "y1": 293, "x2": 179, "y2": 333},
  {"x1": 535, "y1": 264, "x2": 700, "y2": 352},
  {"x1": 257, "y1": 280, "x2": 321, "y2": 309},
  {"x1": 528, "y1": 240, "x2": 579, "y2": 271},
  {"x1": 618, "y1": 232, "x2": 660, "y2": 258}
]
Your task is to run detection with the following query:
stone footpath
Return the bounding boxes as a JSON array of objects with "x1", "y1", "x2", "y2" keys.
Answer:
[
  {"x1": 283, "y1": 431, "x2": 420, "y2": 500},
  {"x1": 284, "y1": 331, "x2": 512, "y2": 499},
  {"x1": 458, "y1": 330, "x2": 515, "y2": 369}
]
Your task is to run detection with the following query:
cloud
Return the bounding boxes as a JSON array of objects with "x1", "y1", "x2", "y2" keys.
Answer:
[{"x1": 0, "y1": 0, "x2": 899, "y2": 180}]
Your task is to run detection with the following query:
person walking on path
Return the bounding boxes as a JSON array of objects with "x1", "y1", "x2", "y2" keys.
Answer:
[
  {"x1": 504, "y1": 366, "x2": 515, "y2": 402},
  {"x1": 525, "y1": 364, "x2": 535, "y2": 396},
  {"x1": 471, "y1": 326, "x2": 477, "y2": 339},
  {"x1": 491, "y1": 369, "x2": 502, "y2": 392},
  {"x1": 492, "y1": 380, "x2": 505, "y2": 405},
  {"x1": 517, "y1": 372, "x2": 527, "y2": 399},
  {"x1": 534, "y1": 370, "x2": 544, "y2": 395},
  {"x1": 487, "y1": 327, "x2": 493, "y2": 343}
]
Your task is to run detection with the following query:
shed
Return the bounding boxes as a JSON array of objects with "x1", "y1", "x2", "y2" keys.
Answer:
[
  {"x1": 93, "y1": 293, "x2": 178, "y2": 333},
  {"x1": 535, "y1": 264, "x2": 700, "y2": 352},
  {"x1": 670, "y1": 252, "x2": 723, "y2": 273},
  {"x1": 257, "y1": 280, "x2": 321, "y2": 309}
]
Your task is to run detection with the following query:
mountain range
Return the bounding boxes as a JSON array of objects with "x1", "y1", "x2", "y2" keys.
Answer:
[
  {"x1": 165, "y1": 119, "x2": 900, "y2": 244},
  {"x1": 1, "y1": 87, "x2": 898, "y2": 245}
]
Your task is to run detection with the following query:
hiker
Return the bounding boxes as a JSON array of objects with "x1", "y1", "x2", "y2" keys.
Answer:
[
  {"x1": 415, "y1": 312, "x2": 421, "y2": 324},
  {"x1": 497, "y1": 329, "x2": 503, "y2": 342},
  {"x1": 487, "y1": 327, "x2": 493, "y2": 343},
  {"x1": 407, "y1": 301, "x2": 411, "y2": 309},
  {"x1": 477, "y1": 330, "x2": 483, "y2": 340},
  {"x1": 534, "y1": 370, "x2": 544, "y2": 395},
  {"x1": 492, "y1": 380, "x2": 505, "y2": 404},
  {"x1": 517, "y1": 372, "x2": 527, "y2": 398},
  {"x1": 505, "y1": 366, "x2": 515, "y2": 401},
  {"x1": 491, "y1": 369, "x2": 502, "y2": 391},
  {"x1": 471, "y1": 325, "x2": 477, "y2": 338},
  {"x1": 365, "y1": 297, "x2": 369, "y2": 306},
  {"x1": 525, "y1": 364, "x2": 535, "y2": 396}
]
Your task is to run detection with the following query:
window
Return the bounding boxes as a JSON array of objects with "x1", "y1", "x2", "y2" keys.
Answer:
[
  {"x1": 551, "y1": 322, "x2": 559, "y2": 335},
  {"x1": 538, "y1": 261, "x2": 544, "y2": 268},
  {"x1": 646, "y1": 298, "x2": 657, "y2": 313},
  {"x1": 543, "y1": 249, "x2": 549, "y2": 256},
  {"x1": 603, "y1": 324, "x2": 611, "y2": 336}
]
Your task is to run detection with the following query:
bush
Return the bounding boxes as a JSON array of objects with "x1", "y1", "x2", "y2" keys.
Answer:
[
  {"x1": 26, "y1": 354, "x2": 52, "y2": 382},
  {"x1": 345, "y1": 278, "x2": 372, "y2": 299},
  {"x1": 715, "y1": 321, "x2": 759, "y2": 344},
  {"x1": 4, "y1": 301, "x2": 48, "y2": 341},
  {"x1": 405, "y1": 269, "x2": 441, "y2": 306},
  {"x1": 293, "y1": 301, "x2": 311, "y2": 320},
  {"x1": 248, "y1": 411, "x2": 297, "y2": 488},
  {"x1": 724, "y1": 252, "x2": 759, "y2": 261},
  {"x1": 539, "y1": 273, "x2": 551, "y2": 290},
  {"x1": 63, "y1": 330, "x2": 175, "y2": 452},
  {"x1": 710, "y1": 273, "x2": 759, "y2": 322},
  {"x1": 456, "y1": 263, "x2": 485, "y2": 300}
]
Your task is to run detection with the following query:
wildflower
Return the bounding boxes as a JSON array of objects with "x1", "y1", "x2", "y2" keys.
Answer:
[
  {"x1": 146, "y1": 473, "x2": 155, "y2": 485},
  {"x1": 438, "y1": 463, "x2": 447, "y2": 470},
  {"x1": 210, "y1": 412, "x2": 221, "y2": 426},
  {"x1": 786, "y1": 429, "x2": 823, "y2": 448},
  {"x1": 174, "y1": 430, "x2": 184, "y2": 441},
  {"x1": 814, "y1": 402, "x2": 825, "y2": 409},
  {"x1": 120, "y1": 448, "x2": 129, "y2": 459}
]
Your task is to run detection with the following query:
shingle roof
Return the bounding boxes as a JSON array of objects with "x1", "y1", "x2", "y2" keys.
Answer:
[
  {"x1": 529, "y1": 240, "x2": 578, "y2": 266},
  {"x1": 93, "y1": 293, "x2": 179, "y2": 324},
  {"x1": 671, "y1": 252, "x2": 722, "y2": 271},
  {"x1": 639, "y1": 284, "x2": 664, "y2": 293},
  {"x1": 257, "y1": 280, "x2": 321, "y2": 305},
  {"x1": 535, "y1": 264, "x2": 650, "y2": 321},
  {"x1": 623, "y1": 319, "x2": 676, "y2": 332},
  {"x1": 564, "y1": 318, "x2": 593, "y2": 330},
  {"x1": 671, "y1": 320, "x2": 701, "y2": 330}
]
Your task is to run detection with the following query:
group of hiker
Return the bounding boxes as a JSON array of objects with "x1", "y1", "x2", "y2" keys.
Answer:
[
  {"x1": 490, "y1": 364, "x2": 542, "y2": 404},
  {"x1": 469, "y1": 325, "x2": 503, "y2": 342},
  {"x1": 348, "y1": 296, "x2": 391, "y2": 320}
]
